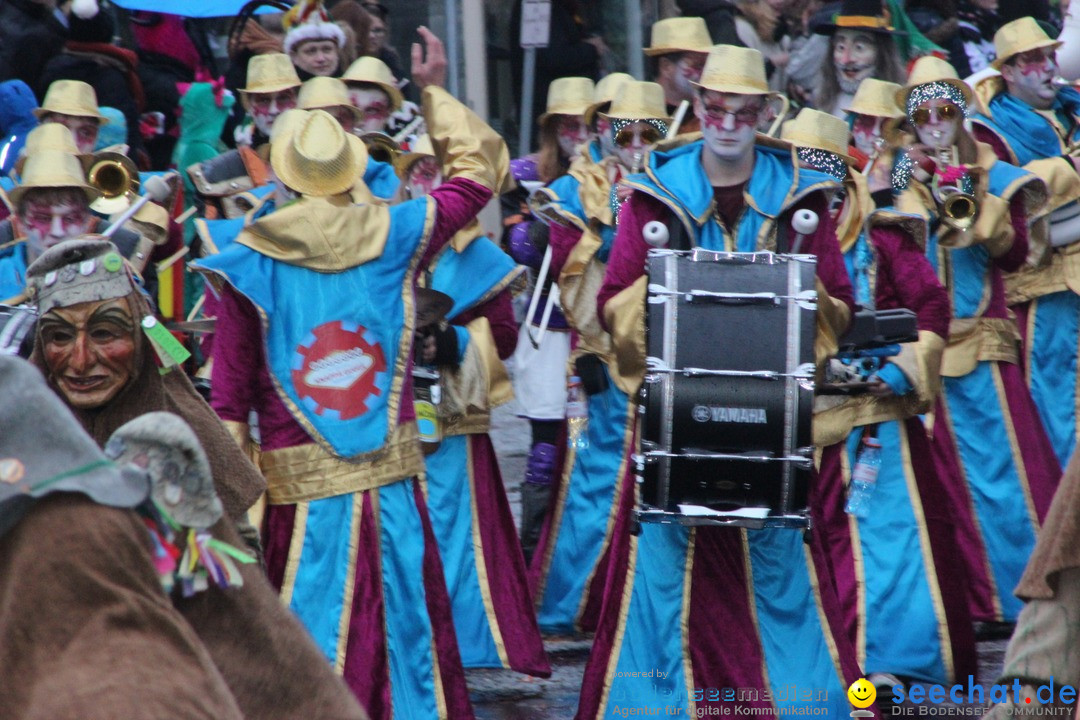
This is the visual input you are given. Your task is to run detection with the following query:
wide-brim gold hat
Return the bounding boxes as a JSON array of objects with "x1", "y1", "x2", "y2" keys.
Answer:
[
  {"x1": 270, "y1": 109, "x2": 367, "y2": 197},
  {"x1": 239, "y1": 53, "x2": 302, "y2": 95},
  {"x1": 9, "y1": 151, "x2": 99, "y2": 207},
  {"x1": 645, "y1": 17, "x2": 713, "y2": 56},
  {"x1": 843, "y1": 78, "x2": 904, "y2": 118},
  {"x1": 538, "y1": 76, "x2": 596, "y2": 126},
  {"x1": 584, "y1": 72, "x2": 634, "y2": 127},
  {"x1": 394, "y1": 134, "x2": 436, "y2": 179},
  {"x1": 15, "y1": 124, "x2": 93, "y2": 176},
  {"x1": 598, "y1": 80, "x2": 673, "y2": 123},
  {"x1": 299, "y1": 76, "x2": 364, "y2": 123},
  {"x1": 896, "y1": 55, "x2": 973, "y2": 112},
  {"x1": 342, "y1": 56, "x2": 404, "y2": 112},
  {"x1": 692, "y1": 45, "x2": 772, "y2": 96},
  {"x1": 781, "y1": 108, "x2": 858, "y2": 166},
  {"x1": 32, "y1": 80, "x2": 105, "y2": 123},
  {"x1": 991, "y1": 17, "x2": 1062, "y2": 70}
]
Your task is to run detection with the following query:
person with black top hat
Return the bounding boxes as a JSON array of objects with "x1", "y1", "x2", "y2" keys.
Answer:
[{"x1": 813, "y1": 0, "x2": 906, "y2": 117}]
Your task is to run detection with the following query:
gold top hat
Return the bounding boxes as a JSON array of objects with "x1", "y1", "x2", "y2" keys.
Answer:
[
  {"x1": 781, "y1": 108, "x2": 858, "y2": 165},
  {"x1": 239, "y1": 53, "x2": 302, "y2": 95},
  {"x1": 270, "y1": 109, "x2": 367, "y2": 198},
  {"x1": 9, "y1": 151, "x2": 99, "y2": 207},
  {"x1": 645, "y1": 17, "x2": 713, "y2": 56},
  {"x1": 843, "y1": 78, "x2": 904, "y2": 117},
  {"x1": 342, "y1": 56, "x2": 404, "y2": 112},
  {"x1": 992, "y1": 17, "x2": 1062, "y2": 69},
  {"x1": 600, "y1": 80, "x2": 673, "y2": 122},
  {"x1": 538, "y1": 77, "x2": 596, "y2": 126},
  {"x1": 896, "y1": 55, "x2": 973, "y2": 112},
  {"x1": 299, "y1": 76, "x2": 363, "y2": 123},
  {"x1": 693, "y1": 45, "x2": 771, "y2": 96},
  {"x1": 585, "y1": 72, "x2": 633, "y2": 126},
  {"x1": 394, "y1": 134, "x2": 437, "y2": 179},
  {"x1": 33, "y1": 80, "x2": 105, "y2": 123}
]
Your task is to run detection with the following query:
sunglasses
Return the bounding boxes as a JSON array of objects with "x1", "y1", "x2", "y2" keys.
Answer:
[
  {"x1": 911, "y1": 103, "x2": 960, "y2": 126},
  {"x1": 614, "y1": 124, "x2": 663, "y2": 148},
  {"x1": 702, "y1": 104, "x2": 762, "y2": 128}
]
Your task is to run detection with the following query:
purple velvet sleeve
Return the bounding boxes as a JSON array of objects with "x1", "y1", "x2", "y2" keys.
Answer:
[
  {"x1": 785, "y1": 191, "x2": 856, "y2": 314},
  {"x1": 420, "y1": 177, "x2": 494, "y2": 269},
  {"x1": 209, "y1": 285, "x2": 312, "y2": 451},
  {"x1": 597, "y1": 191, "x2": 665, "y2": 330},
  {"x1": 454, "y1": 289, "x2": 518, "y2": 360},
  {"x1": 549, "y1": 221, "x2": 584, "y2": 277},
  {"x1": 873, "y1": 225, "x2": 951, "y2": 338}
]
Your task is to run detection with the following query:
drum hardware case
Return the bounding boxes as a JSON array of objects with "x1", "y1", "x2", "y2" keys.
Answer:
[{"x1": 637, "y1": 249, "x2": 816, "y2": 528}]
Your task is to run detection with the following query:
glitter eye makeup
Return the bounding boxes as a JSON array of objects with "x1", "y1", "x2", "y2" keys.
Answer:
[{"x1": 906, "y1": 83, "x2": 969, "y2": 122}]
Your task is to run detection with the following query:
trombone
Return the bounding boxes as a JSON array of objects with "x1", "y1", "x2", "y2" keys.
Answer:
[{"x1": 87, "y1": 150, "x2": 140, "y2": 215}]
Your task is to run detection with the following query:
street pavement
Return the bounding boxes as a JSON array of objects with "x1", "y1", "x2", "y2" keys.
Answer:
[{"x1": 472, "y1": 399, "x2": 1011, "y2": 719}]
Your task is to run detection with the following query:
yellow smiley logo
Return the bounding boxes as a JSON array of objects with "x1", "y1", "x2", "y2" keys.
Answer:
[{"x1": 848, "y1": 678, "x2": 877, "y2": 709}]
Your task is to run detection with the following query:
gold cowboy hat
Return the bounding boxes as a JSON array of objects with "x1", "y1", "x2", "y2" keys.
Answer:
[
  {"x1": 15, "y1": 124, "x2": 93, "y2": 176},
  {"x1": 991, "y1": 17, "x2": 1062, "y2": 70},
  {"x1": 896, "y1": 55, "x2": 973, "y2": 112},
  {"x1": 238, "y1": 53, "x2": 302, "y2": 95},
  {"x1": 843, "y1": 78, "x2": 904, "y2": 117},
  {"x1": 394, "y1": 134, "x2": 436, "y2": 179},
  {"x1": 270, "y1": 109, "x2": 367, "y2": 197},
  {"x1": 341, "y1": 56, "x2": 404, "y2": 112},
  {"x1": 645, "y1": 17, "x2": 713, "y2": 56},
  {"x1": 585, "y1": 72, "x2": 633, "y2": 127},
  {"x1": 33, "y1": 80, "x2": 106, "y2": 123},
  {"x1": 537, "y1": 76, "x2": 596, "y2": 126},
  {"x1": 599, "y1": 80, "x2": 673, "y2": 123},
  {"x1": 693, "y1": 45, "x2": 772, "y2": 96},
  {"x1": 299, "y1": 76, "x2": 364, "y2": 123},
  {"x1": 9, "y1": 151, "x2": 99, "y2": 207},
  {"x1": 781, "y1": 108, "x2": 858, "y2": 166}
]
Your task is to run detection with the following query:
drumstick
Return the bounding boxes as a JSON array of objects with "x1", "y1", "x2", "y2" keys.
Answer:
[
  {"x1": 525, "y1": 245, "x2": 553, "y2": 348},
  {"x1": 667, "y1": 100, "x2": 689, "y2": 139},
  {"x1": 789, "y1": 210, "x2": 819, "y2": 254}
]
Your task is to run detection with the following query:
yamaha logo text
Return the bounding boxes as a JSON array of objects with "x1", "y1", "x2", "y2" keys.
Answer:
[{"x1": 691, "y1": 405, "x2": 768, "y2": 424}]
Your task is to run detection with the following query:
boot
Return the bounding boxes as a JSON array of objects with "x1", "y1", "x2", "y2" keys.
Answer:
[{"x1": 520, "y1": 442, "x2": 558, "y2": 564}]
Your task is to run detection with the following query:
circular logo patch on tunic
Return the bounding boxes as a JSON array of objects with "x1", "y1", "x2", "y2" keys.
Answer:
[
  {"x1": 292, "y1": 320, "x2": 388, "y2": 421},
  {"x1": 0, "y1": 458, "x2": 25, "y2": 485}
]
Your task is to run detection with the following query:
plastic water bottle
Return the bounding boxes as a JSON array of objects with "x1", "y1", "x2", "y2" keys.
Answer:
[
  {"x1": 845, "y1": 435, "x2": 882, "y2": 518},
  {"x1": 566, "y1": 375, "x2": 589, "y2": 450}
]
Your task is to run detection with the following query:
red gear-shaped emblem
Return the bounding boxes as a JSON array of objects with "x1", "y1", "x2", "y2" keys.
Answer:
[{"x1": 292, "y1": 321, "x2": 387, "y2": 421}]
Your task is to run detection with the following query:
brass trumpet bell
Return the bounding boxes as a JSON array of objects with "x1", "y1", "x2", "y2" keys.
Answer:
[
  {"x1": 88, "y1": 151, "x2": 140, "y2": 215},
  {"x1": 359, "y1": 131, "x2": 401, "y2": 166},
  {"x1": 937, "y1": 185, "x2": 978, "y2": 230}
]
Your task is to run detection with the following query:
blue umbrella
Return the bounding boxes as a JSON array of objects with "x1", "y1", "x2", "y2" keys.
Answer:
[{"x1": 109, "y1": 0, "x2": 288, "y2": 18}]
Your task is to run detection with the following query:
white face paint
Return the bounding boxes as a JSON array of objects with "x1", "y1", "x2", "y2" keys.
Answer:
[
  {"x1": 833, "y1": 29, "x2": 879, "y2": 94},
  {"x1": 912, "y1": 98, "x2": 962, "y2": 151},
  {"x1": 672, "y1": 52, "x2": 707, "y2": 101},
  {"x1": 249, "y1": 89, "x2": 298, "y2": 137},
  {"x1": 347, "y1": 87, "x2": 392, "y2": 133},
  {"x1": 406, "y1": 157, "x2": 442, "y2": 198},
  {"x1": 1001, "y1": 47, "x2": 1059, "y2": 110},
  {"x1": 695, "y1": 91, "x2": 762, "y2": 163},
  {"x1": 555, "y1": 115, "x2": 589, "y2": 159},
  {"x1": 268, "y1": 167, "x2": 298, "y2": 207},
  {"x1": 20, "y1": 199, "x2": 92, "y2": 261},
  {"x1": 850, "y1": 113, "x2": 885, "y2": 157}
]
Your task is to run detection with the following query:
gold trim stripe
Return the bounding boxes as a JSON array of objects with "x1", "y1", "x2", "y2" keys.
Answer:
[
  {"x1": 335, "y1": 492, "x2": 364, "y2": 672},
  {"x1": 741, "y1": 530, "x2": 779, "y2": 716},
  {"x1": 899, "y1": 421, "x2": 956, "y2": 680},
  {"x1": 595, "y1": 528, "x2": 639, "y2": 719},
  {"x1": 682, "y1": 529, "x2": 697, "y2": 718},
  {"x1": 280, "y1": 500, "x2": 310, "y2": 608},
  {"x1": 467, "y1": 438, "x2": 511, "y2": 668},
  {"x1": 992, "y1": 364, "x2": 1040, "y2": 534}
]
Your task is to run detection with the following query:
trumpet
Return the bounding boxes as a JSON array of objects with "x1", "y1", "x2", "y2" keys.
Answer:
[
  {"x1": 358, "y1": 131, "x2": 401, "y2": 165},
  {"x1": 932, "y1": 144, "x2": 978, "y2": 230},
  {"x1": 88, "y1": 151, "x2": 140, "y2": 215}
]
